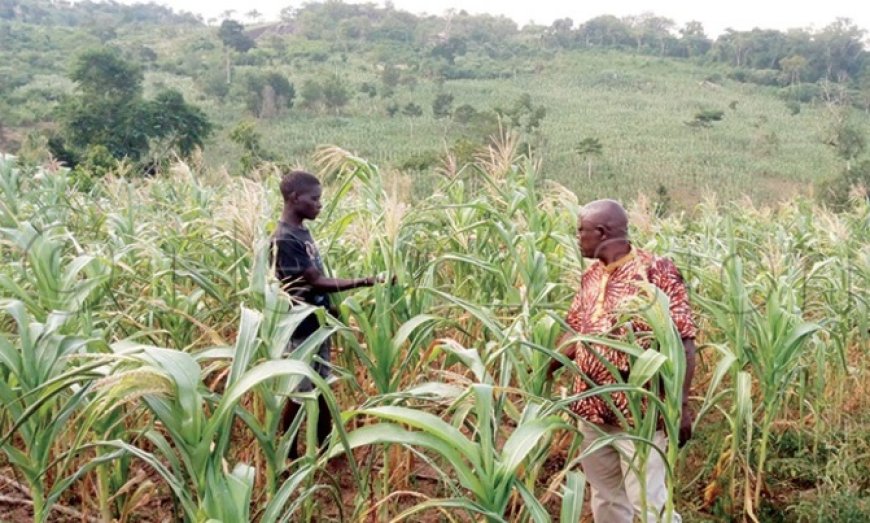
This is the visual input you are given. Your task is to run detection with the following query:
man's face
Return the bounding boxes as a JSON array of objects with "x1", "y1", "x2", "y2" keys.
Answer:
[
  {"x1": 577, "y1": 214, "x2": 602, "y2": 259},
  {"x1": 293, "y1": 184, "x2": 323, "y2": 220}
]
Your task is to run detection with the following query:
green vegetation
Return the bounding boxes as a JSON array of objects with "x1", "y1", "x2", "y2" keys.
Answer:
[
  {"x1": 0, "y1": 144, "x2": 867, "y2": 521},
  {"x1": 0, "y1": 1, "x2": 869, "y2": 520},
  {"x1": 50, "y1": 48, "x2": 211, "y2": 171},
  {"x1": 1, "y1": 0, "x2": 868, "y2": 206}
]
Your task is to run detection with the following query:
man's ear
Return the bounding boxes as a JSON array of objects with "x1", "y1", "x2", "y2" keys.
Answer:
[{"x1": 596, "y1": 224, "x2": 607, "y2": 239}]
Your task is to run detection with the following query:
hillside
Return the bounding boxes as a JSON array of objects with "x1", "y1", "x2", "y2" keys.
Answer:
[{"x1": 0, "y1": 0, "x2": 868, "y2": 206}]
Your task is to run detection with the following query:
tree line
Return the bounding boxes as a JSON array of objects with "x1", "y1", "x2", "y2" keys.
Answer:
[
  {"x1": 3, "y1": 0, "x2": 866, "y2": 86},
  {"x1": 272, "y1": 2, "x2": 866, "y2": 85}
]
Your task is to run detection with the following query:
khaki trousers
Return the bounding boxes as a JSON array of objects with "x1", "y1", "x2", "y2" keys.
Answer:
[{"x1": 579, "y1": 423, "x2": 681, "y2": 523}]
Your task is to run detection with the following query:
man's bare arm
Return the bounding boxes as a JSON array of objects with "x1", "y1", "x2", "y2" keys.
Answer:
[{"x1": 301, "y1": 266, "x2": 380, "y2": 293}]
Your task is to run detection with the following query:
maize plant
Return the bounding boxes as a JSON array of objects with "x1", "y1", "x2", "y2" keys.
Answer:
[
  {"x1": 0, "y1": 300, "x2": 104, "y2": 522},
  {"x1": 336, "y1": 383, "x2": 570, "y2": 522},
  {"x1": 83, "y1": 312, "x2": 356, "y2": 522},
  {"x1": 0, "y1": 149, "x2": 867, "y2": 521}
]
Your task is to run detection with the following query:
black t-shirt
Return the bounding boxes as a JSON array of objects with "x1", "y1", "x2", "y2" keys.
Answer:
[{"x1": 271, "y1": 221, "x2": 330, "y2": 338}]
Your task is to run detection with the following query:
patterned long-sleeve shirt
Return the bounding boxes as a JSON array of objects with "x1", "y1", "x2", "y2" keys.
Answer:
[{"x1": 566, "y1": 247, "x2": 696, "y2": 426}]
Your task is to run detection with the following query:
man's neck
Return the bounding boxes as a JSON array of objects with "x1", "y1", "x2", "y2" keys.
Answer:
[
  {"x1": 598, "y1": 241, "x2": 632, "y2": 266},
  {"x1": 280, "y1": 208, "x2": 304, "y2": 228}
]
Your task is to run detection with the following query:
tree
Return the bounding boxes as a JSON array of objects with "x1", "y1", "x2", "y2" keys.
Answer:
[
  {"x1": 779, "y1": 55, "x2": 807, "y2": 85},
  {"x1": 245, "y1": 9, "x2": 262, "y2": 24},
  {"x1": 244, "y1": 72, "x2": 295, "y2": 118},
  {"x1": 61, "y1": 49, "x2": 147, "y2": 161},
  {"x1": 678, "y1": 21, "x2": 711, "y2": 58},
  {"x1": 59, "y1": 50, "x2": 212, "y2": 168},
  {"x1": 577, "y1": 15, "x2": 631, "y2": 48},
  {"x1": 431, "y1": 36, "x2": 467, "y2": 65},
  {"x1": 814, "y1": 19, "x2": 866, "y2": 81},
  {"x1": 712, "y1": 29, "x2": 750, "y2": 67},
  {"x1": 432, "y1": 93, "x2": 454, "y2": 118},
  {"x1": 200, "y1": 68, "x2": 231, "y2": 101},
  {"x1": 218, "y1": 19, "x2": 255, "y2": 53},
  {"x1": 143, "y1": 90, "x2": 213, "y2": 157},
  {"x1": 279, "y1": 5, "x2": 297, "y2": 22},
  {"x1": 321, "y1": 74, "x2": 350, "y2": 114},
  {"x1": 642, "y1": 15, "x2": 675, "y2": 56},
  {"x1": 857, "y1": 77, "x2": 870, "y2": 114},
  {"x1": 138, "y1": 45, "x2": 158, "y2": 65},
  {"x1": 546, "y1": 17, "x2": 575, "y2": 48},
  {"x1": 89, "y1": 26, "x2": 116, "y2": 44},
  {"x1": 74, "y1": 144, "x2": 118, "y2": 181},
  {"x1": 70, "y1": 48, "x2": 143, "y2": 103},
  {"x1": 575, "y1": 137, "x2": 603, "y2": 180},
  {"x1": 218, "y1": 19, "x2": 255, "y2": 83}
]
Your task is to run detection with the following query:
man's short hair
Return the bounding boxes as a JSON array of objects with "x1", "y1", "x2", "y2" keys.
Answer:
[{"x1": 280, "y1": 171, "x2": 320, "y2": 201}]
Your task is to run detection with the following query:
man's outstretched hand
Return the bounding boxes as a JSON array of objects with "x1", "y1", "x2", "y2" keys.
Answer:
[{"x1": 369, "y1": 274, "x2": 398, "y2": 285}]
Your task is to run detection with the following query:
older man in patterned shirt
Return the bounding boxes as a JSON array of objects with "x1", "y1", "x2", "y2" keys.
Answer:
[{"x1": 552, "y1": 199, "x2": 697, "y2": 523}]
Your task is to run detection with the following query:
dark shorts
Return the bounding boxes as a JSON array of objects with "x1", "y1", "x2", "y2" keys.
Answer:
[{"x1": 284, "y1": 335, "x2": 332, "y2": 394}]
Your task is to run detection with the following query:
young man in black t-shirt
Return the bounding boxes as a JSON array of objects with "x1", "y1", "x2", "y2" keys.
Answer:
[{"x1": 272, "y1": 170, "x2": 385, "y2": 460}]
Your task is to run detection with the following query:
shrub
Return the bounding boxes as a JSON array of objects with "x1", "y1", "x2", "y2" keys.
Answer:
[{"x1": 817, "y1": 159, "x2": 870, "y2": 210}]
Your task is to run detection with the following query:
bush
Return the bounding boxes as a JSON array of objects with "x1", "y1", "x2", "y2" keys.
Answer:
[
  {"x1": 685, "y1": 109, "x2": 725, "y2": 128},
  {"x1": 401, "y1": 102, "x2": 422, "y2": 117},
  {"x1": 778, "y1": 83, "x2": 822, "y2": 103},
  {"x1": 243, "y1": 71, "x2": 295, "y2": 118},
  {"x1": 817, "y1": 160, "x2": 870, "y2": 210},
  {"x1": 71, "y1": 144, "x2": 118, "y2": 189},
  {"x1": 727, "y1": 68, "x2": 780, "y2": 86},
  {"x1": 229, "y1": 121, "x2": 275, "y2": 174},
  {"x1": 321, "y1": 74, "x2": 350, "y2": 113},
  {"x1": 453, "y1": 104, "x2": 478, "y2": 124},
  {"x1": 199, "y1": 68, "x2": 230, "y2": 101},
  {"x1": 360, "y1": 82, "x2": 377, "y2": 98},
  {"x1": 399, "y1": 150, "x2": 440, "y2": 171},
  {"x1": 449, "y1": 138, "x2": 480, "y2": 167},
  {"x1": 432, "y1": 93, "x2": 454, "y2": 119},
  {"x1": 300, "y1": 79, "x2": 323, "y2": 109}
]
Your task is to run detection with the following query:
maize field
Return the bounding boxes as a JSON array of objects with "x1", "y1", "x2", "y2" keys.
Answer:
[{"x1": 0, "y1": 136, "x2": 868, "y2": 522}]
